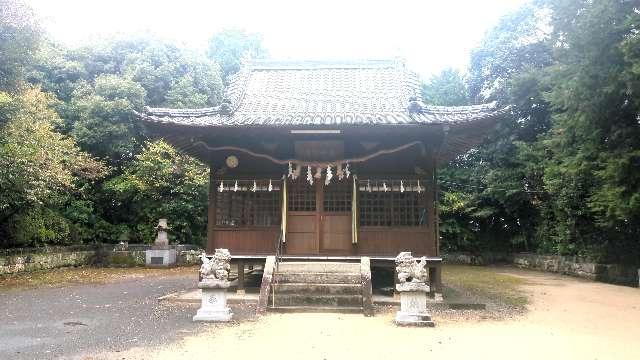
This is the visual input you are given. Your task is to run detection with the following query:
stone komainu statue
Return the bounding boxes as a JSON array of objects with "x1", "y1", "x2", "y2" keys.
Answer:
[
  {"x1": 199, "y1": 249, "x2": 231, "y2": 283},
  {"x1": 395, "y1": 251, "x2": 428, "y2": 284}
]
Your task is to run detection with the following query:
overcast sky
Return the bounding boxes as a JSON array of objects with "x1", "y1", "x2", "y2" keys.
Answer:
[{"x1": 27, "y1": 0, "x2": 526, "y2": 78}]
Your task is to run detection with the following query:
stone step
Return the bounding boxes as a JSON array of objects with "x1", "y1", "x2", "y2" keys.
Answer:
[
  {"x1": 274, "y1": 272, "x2": 361, "y2": 284},
  {"x1": 277, "y1": 262, "x2": 360, "y2": 274},
  {"x1": 273, "y1": 283, "x2": 362, "y2": 295},
  {"x1": 272, "y1": 294, "x2": 363, "y2": 307},
  {"x1": 269, "y1": 306, "x2": 363, "y2": 314}
]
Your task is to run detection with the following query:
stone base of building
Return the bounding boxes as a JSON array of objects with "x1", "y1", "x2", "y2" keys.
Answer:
[
  {"x1": 395, "y1": 311, "x2": 435, "y2": 327},
  {"x1": 193, "y1": 287, "x2": 232, "y2": 322},
  {"x1": 145, "y1": 249, "x2": 176, "y2": 267}
]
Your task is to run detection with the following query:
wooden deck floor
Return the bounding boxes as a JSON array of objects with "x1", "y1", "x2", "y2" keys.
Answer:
[{"x1": 230, "y1": 254, "x2": 443, "y2": 268}]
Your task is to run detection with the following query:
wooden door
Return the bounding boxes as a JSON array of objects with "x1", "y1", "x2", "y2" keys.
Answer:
[
  {"x1": 285, "y1": 178, "x2": 353, "y2": 255},
  {"x1": 320, "y1": 180, "x2": 353, "y2": 253},
  {"x1": 285, "y1": 179, "x2": 319, "y2": 254}
]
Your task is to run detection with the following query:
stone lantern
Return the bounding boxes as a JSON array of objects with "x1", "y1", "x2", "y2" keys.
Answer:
[{"x1": 145, "y1": 219, "x2": 177, "y2": 267}]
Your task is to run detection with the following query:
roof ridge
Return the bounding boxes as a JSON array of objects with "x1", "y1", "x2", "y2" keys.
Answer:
[{"x1": 142, "y1": 106, "x2": 220, "y2": 117}]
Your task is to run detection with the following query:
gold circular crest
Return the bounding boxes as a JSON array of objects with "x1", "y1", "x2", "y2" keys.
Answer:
[{"x1": 225, "y1": 155, "x2": 239, "y2": 168}]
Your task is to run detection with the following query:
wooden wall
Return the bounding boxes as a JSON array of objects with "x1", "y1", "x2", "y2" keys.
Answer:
[
  {"x1": 206, "y1": 150, "x2": 439, "y2": 257},
  {"x1": 356, "y1": 228, "x2": 436, "y2": 257},
  {"x1": 207, "y1": 227, "x2": 436, "y2": 257},
  {"x1": 208, "y1": 228, "x2": 279, "y2": 255}
]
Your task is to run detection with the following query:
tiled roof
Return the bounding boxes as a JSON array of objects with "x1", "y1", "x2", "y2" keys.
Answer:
[{"x1": 138, "y1": 59, "x2": 508, "y2": 127}]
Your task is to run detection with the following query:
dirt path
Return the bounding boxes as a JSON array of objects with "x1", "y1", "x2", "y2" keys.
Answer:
[{"x1": 93, "y1": 267, "x2": 640, "y2": 360}]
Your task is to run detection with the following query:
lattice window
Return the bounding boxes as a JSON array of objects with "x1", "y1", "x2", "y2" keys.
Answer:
[
  {"x1": 287, "y1": 179, "x2": 316, "y2": 211},
  {"x1": 358, "y1": 179, "x2": 427, "y2": 227},
  {"x1": 216, "y1": 180, "x2": 281, "y2": 227},
  {"x1": 323, "y1": 180, "x2": 352, "y2": 212}
]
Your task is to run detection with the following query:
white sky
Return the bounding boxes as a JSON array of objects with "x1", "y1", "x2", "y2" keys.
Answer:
[{"x1": 27, "y1": 0, "x2": 526, "y2": 78}]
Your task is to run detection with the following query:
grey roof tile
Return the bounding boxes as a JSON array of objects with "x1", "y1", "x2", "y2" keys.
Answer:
[{"x1": 138, "y1": 59, "x2": 508, "y2": 127}]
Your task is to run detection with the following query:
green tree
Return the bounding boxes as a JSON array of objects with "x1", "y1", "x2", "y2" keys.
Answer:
[
  {"x1": 31, "y1": 37, "x2": 224, "y2": 161},
  {"x1": 32, "y1": 37, "x2": 224, "y2": 108},
  {"x1": 437, "y1": 2, "x2": 553, "y2": 253},
  {"x1": 68, "y1": 74, "x2": 147, "y2": 164},
  {"x1": 0, "y1": 0, "x2": 42, "y2": 91},
  {"x1": 539, "y1": 0, "x2": 640, "y2": 260},
  {"x1": 24, "y1": 36, "x2": 224, "y2": 244},
  {"x1": 165, "y1": 75, "x2": 208, "y2": 108},
  {"x1": 0, "y1": 2, "x2": 225, "y2": 247},
  {"x1": 468, "y1": 3, "x2": 553, "y2": 103},
  {"x1": 104, "y1": 140, "x2": 208, "y2": 245},
  {"x1": 438, "y1": 0, "x2": 640, "y2": 263},
  {"x1": 422, "y1": 68, "x2": 469, "y2": 106},
  {"x1": 207, "y1": 29, "x2": 266, "y2": 79},
  {"x1": 0, "y1": 88, "x2": 106, "y2": 246}
]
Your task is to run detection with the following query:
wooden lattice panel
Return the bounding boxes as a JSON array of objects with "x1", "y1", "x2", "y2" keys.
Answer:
[
  {"x1": 287, "y1": 179, "x2": 316, "y2": 212},
  {"x1": 215, "y1": 180, "x2": 281, "y2": 227},
  {"x1": 323, "y1": 180, "x2": 352, "y2": 212},
  {"x1": 358, "y1": 179, "x2": 427, "y2": 227}
]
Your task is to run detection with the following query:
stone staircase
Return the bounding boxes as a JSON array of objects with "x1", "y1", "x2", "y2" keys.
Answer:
[{"x1": 269, "y1": 261, "x2": 372, "y2": 314}]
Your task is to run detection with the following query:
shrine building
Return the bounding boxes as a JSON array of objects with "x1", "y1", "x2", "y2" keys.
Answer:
[{"x1": 137, "y1": 59, "x2": 508, "y2": 298}]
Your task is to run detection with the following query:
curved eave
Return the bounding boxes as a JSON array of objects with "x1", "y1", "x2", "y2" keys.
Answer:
[
  {"x1": 436, "y1": 115, "x2": 504, "y2": 164},
  {"x1": 135, "y1": 105, "x2": 511, "y2": 165},
  {"x1": 135, "y1": 105, "x2": 510, "y2": 129}
]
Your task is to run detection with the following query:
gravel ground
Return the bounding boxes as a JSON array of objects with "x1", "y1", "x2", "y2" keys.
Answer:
[
  {"x1": 0, "y1": 271, "x2": 216, "y2": 359},
  {"x1": 3, "y1": 266, "x2": 639, "y2": 359},
  {"x1": 98, "y1": 268, "x2": 640, "y2": 360}
]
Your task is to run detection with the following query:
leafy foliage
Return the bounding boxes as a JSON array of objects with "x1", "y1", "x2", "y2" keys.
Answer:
[
  {"x1": 0, "y1": 88, "x2": 106, "y2": 246},
  {"x1": 104, "y1": 141, "x2": 208, "y2": 245},
  {"x1": 207, "y1": 29, "x2": 266, "y2": 79},
  {"x1": 0, "y1": 1, "x2": 237, "y2": 247},
  {"x1": 67, "y1": 74, "x2": 147, "y2": 164},
  {"x1": 437, "y1": 0, "x2": 640, "y2": 263},
  {"x1": 433, "y1": 6, "x2": 554, "y2": 253},
  {"x1": 537, "y1": 0, "x2": 640, "y2": 261},
  {"x1": 0, "y1": 0, "x2": 42, "y2": 91},
  {"x1": 422, "y1": 68, "x2": 469, "y2": 106}
]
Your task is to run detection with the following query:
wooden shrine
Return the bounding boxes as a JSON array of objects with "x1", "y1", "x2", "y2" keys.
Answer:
[{"x1": 137, "y1": 59, "x2": 508, "y2": 259}]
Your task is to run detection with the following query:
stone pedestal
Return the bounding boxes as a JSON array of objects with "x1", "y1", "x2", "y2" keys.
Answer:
[
  {"x1": 145, "y1": 249, "x2": 176, "y2": 267},
  {"x1": 395, "y1": 290, "x2": 435, "y2": 327},
  {"x1": 395, "y1": 282, "x2": 434, "y2": 327},
  {"x1": 394, "y1": 251, "x2": 435, "y2": 326},
  {"x1": 193, "y1": 281, "x2": 232, "y2": 322}
]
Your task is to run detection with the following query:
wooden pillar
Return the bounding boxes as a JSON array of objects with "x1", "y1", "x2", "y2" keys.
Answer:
[
  {"x1": 428, "y1": 265, "x2": 442, "y2": 294},
  {"x1": 433, "y1": 160, "x2": 440, "y2": 257},
  {"x1": 393, "y1": 263, "x2": 400, "y2": 299},
  {"x1": 237, "y1": 260, "x2": 245, "y2": 295},
  {"x1": 206, "y1": 166, "x2": 216, "y2": 253}
]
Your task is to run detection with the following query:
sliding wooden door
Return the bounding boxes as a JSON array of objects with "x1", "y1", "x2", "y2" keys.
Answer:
[
  {"x1": 320, "y1": 180, "x2": 352, "y2": 253},
  {"x1": 285, "y1": 178, "x2": 353, "y2": 255},
  {"x1": 285, "y1": 179, "x2": 318, "y2": 254}
]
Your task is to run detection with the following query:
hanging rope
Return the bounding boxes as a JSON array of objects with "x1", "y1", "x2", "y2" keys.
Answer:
[
  {"x1": 352, "y1": 175, "x2": 358, "y2": 244},
  {"x1": 281, "y1": 175, "x2": 287, "y2": 243}
]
